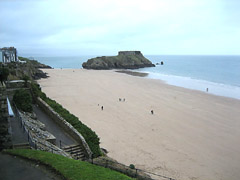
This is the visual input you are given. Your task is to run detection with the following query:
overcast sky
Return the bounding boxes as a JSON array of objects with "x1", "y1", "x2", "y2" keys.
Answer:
[{"x1": 0, "y1": 0, "x2": 240, "y2": 56}]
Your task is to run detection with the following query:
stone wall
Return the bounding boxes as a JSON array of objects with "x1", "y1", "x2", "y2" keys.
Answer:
[
  {"x1": 0, "y1": 82, "x2": 11, "y2": 150},
  {"x1": 15, "y1": 106, "x2": 71, "y2": 158},
  {"x1": 36, "y1": 97, "x2": 92, "y2": 159}
]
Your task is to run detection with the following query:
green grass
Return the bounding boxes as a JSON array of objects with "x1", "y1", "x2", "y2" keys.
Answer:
[{"x1": 5, "y1": 149, "x2": 134, "y2": 180}]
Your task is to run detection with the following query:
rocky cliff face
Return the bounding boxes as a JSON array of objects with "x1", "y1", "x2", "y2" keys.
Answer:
[{"x1": 82, "y1": 51, "x2": 155, "y2": 70}]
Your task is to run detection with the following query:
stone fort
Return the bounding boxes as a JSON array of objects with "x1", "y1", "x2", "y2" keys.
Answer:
[{"x1": 118, "y1": 51, "x2": 142, "y2": 56}]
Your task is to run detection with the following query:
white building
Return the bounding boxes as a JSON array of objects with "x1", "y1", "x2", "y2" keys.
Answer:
[{"x1": 0, "y1": 47, "x2": 18, "y2": 63}]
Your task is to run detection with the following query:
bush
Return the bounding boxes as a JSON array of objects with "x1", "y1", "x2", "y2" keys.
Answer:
[
  {"x1": 129, "y1": 164, "x2": 135, "y2": 169},
  {"x1": 13, "y1": 89, "x2": 32, "y2": 112},
  {"x1": 31, "y1": 82, "x2": 101, "y2": 157},
  {"x1": 0, "y1": 66, "x2": 9, "y2": 83}
]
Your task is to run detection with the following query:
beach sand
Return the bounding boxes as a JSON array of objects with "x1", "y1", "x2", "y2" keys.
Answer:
[{"x1": 38, "y1": 69, "x2": 240, "y2": 180}]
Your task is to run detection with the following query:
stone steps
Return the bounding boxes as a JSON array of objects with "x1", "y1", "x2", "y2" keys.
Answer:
[{"x1": 63, "y1": 144, "x2": 85, "y2": 160}]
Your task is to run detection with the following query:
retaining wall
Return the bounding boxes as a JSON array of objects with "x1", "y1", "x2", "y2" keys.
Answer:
[{"x1": 36, "y1": 97, "x2": 92, "y2": 159}]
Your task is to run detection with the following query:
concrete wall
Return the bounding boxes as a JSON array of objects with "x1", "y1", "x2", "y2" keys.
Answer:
[{"x1": 36, "y1": 97, "x2": 92, "y2": 159}]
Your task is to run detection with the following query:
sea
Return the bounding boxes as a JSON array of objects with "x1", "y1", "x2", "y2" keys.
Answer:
[{"x1": 27, "y1": 55, "x2": 240, "y2": 100}]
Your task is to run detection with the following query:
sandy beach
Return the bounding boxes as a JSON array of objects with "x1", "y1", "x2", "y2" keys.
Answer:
[{"x1": 38, "y1": 69, "x2": 240, "y2": 180}]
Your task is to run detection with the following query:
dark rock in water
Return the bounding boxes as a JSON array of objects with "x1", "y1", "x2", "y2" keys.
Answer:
[
  {"x1": 156, "y1": 61, "x2": 164, "y2": 65},
  {"x1": 82, "y1": 51, "x2": 155, "y2": 70}
]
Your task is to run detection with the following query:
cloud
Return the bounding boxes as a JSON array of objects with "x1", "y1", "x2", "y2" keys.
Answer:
[{"x1": 0, "y1": 0, "x2": 239, "y2": 55}]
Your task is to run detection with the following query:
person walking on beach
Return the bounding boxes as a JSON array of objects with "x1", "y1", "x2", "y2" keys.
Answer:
[
  {"x1": 151, "y1": 110, "x2": 154, "y2": 115},
  {"x1": 206, "y1": 88, "x2": 208, "y2": 92},
  {"x1": 101, "y1": 106, "x2": 104, "y2": 111}
]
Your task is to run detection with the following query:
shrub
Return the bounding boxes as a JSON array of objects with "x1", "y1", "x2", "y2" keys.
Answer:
[
  {"x1": 0, "y1": 66, "x2": 9, "y2": 83},
  {"x1": 129, "y1": 164, "x2": 135, "y2": 169},
  {"x1": 13, "y1": 89, "x2": 32, "y2": 112}
]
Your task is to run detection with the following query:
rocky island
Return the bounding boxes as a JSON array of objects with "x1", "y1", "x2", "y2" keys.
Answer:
[{"x1": 82, "y1": 51, "x2": 155, "y2": 70}]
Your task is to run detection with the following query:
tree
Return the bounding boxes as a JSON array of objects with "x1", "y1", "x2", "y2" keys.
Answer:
[
  {"x1": 0, "y1": 66, "x2": 9, "y2": 83},
  {"x1": 13, "y1": 89, "x2": 33, "y2": 112},
  {"x1": 22, "y1": 75, "x2": 30, "y2": 87}
]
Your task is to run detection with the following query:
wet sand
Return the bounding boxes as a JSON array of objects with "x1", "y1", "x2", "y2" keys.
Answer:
[{"x1": 38, "y1": 69, "x2": 240, "y2": 180}]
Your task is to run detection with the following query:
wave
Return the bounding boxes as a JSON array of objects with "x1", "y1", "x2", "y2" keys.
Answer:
[{"x1": 137, "y1": 71, "x2": 240, "y2": 100}]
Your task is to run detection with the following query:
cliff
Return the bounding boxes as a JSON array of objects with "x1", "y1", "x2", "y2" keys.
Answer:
[
  {"x1": 82, "y1": 51, "x2": 155, "y2": 70},
  {"x1": 5, "y1": 57, "x2": 52, "y2": 80}
]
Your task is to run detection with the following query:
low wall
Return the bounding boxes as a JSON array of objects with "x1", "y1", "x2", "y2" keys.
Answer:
[
  {"x1": 91, "y1": 157, "x2": 153, "y2": 180},
  {"x1": 6, "y1": 80, "x2": 25, "y2": 89},
  {"x1": 36, "y1": 97, "x2": 92, "y2": 159}
]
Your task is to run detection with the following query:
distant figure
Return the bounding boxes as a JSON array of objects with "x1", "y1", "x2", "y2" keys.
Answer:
[
  {"x1": 119, "y1": 98, "x2": 121, "y2": 102},
  {"x1": 123, "y1": 98, "x2": 125, "y2": 102},
  {"x1": 161, "y1": 61, "x2": 164, "y2": 65},
  {"x1": 98, "y1": 104, "x2": 99, "y2": 106},
  {"x1": 206, "y1": 88, "x2": 208, "y2": 92},
  {"x1": 101, "y1": 106, "x2": 104, "y2": 110},
  {"x1": 151, "y1": 110, "x2": 154, "y2": 115}
]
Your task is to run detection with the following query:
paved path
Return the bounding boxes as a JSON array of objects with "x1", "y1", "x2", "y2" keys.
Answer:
[
  {"x1": 33, "y1": 105, "x2": 77, "y2": 147},
  {"x1": 9, "y1": 108, "x2": 28, "y2": 145},
  {"x1": 0, "y1": 153, "x2": 62, "y2": 180}
]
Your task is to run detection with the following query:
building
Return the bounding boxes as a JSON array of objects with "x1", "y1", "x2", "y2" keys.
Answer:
[
  {"x1": 0, "y1": 47, "x2": 18, "y2": 63},
  {"x1": 118, "y1": 51, "x2": 142, "y2": 56}
]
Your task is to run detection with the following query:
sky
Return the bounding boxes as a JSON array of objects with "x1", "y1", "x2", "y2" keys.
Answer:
[{"x1": 0, "y1": 0, "x2": 240, "y2": 56}]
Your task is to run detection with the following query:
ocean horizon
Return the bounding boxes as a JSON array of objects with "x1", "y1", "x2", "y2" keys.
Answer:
[{"x1": 22, "y1": 55, "x2": 240, "y2": 100}]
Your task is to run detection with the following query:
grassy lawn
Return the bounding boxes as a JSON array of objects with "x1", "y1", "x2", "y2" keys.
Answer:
[{"x1": 5, "y1": 149, "x2": 134, "y2": 180}]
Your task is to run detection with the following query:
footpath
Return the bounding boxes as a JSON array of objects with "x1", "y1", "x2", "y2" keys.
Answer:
[{"x1": 0, "y1": 153, "x2": 62, "y2": 180}]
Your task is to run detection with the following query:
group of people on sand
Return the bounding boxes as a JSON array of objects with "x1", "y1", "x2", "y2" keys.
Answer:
[
  {"x1": 98, "y1": 98, "x2": 155, "y2": 115},
  {"x1": 119, "y1": 98, "x2": 125, "y2": 102}
]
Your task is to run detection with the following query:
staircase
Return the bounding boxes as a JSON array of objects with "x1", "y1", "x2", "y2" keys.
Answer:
[
  {"x1": 62, "y1": 144, "x2": 85, "y2": 160},
  {"x1": 13, "y1": 143, "x2": 31, "y2": 149}
]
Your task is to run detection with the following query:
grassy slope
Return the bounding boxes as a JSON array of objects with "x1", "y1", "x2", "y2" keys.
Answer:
[{"x1": 5, "y1": 149, "x2": 134, "y2": 180}]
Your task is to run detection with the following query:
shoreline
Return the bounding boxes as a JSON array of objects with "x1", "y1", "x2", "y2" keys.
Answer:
[
  {"x1": 127, "y1": 69, "x2": 240, "y2": 100},
  {"x1": 38, "y1": 69, "x2": 240, "y2": 180}
]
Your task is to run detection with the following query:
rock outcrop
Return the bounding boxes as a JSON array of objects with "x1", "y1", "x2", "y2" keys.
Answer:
[{"x1": 82, "y1": 51, "x2": 155, "y2": 70}]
